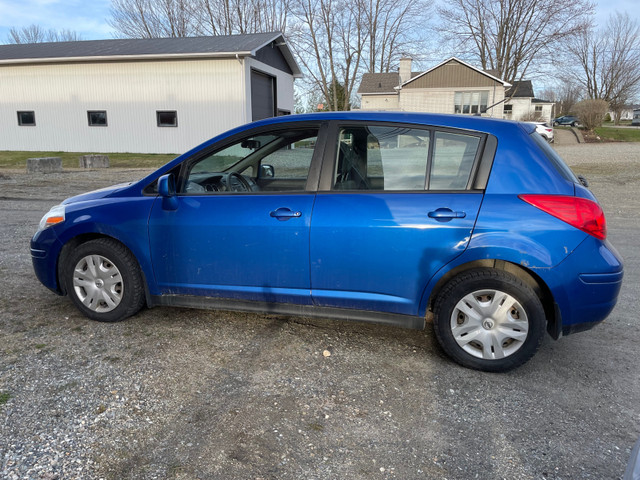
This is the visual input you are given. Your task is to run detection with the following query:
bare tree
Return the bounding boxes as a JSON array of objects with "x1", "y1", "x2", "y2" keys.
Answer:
[
  {"x1": 107, "y1": 0, "x2": 428, "y2": 111},
  {"x1": 195, "y1": 0, "x2": 290, "y2": 36},
  {"x1": 539, "y1": 81, "x2": 582, "y2": 117},
  {"x1": 360, "y1": 0, "x2": 431, "y2": 73},
  {"x1": 109, "y1": 0, "x2": 291, "y2": 38},
  {"x1": 109, "y1": 0, "x2": 198, "y2": 38},
  {"x1": 437, "y1": 0, "x2": 594, "y2": 83},
  {"x1": 574, "y1": 98, "x2": 609, "y2": 130},
  {"x1": 289, "y1": 0, "x2": 366, "y2": 110},
  {"x1": 7, "y1": 25, "x2": 82, "y2": 44},
  {"x1": 567, "y1": 12, "x2": 640, "y2": 124}
]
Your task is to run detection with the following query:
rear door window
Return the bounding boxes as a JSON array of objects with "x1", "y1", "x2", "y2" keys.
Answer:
[{"x1": 331, "y1": 124, "x2": 483, "y2": 191}]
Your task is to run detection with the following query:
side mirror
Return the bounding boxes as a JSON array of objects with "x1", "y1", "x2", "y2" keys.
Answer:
[
  {"x1": 158, "y1": 174, "x2": 178, "y2": 210},
  {"x1": 259, "y1": 164, "x2": 275, "y2": 178}
]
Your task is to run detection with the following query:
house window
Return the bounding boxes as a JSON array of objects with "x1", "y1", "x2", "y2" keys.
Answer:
[
  {"x1": 504, "y1": 104, "x2": 513, "y2": 114},
  {"x1": 17, "y1": 111, "x2": 36, "y2": 126},
  {"x1": 535, "y1": 105, "x2": 543, "y2": 113},
  {"x1": 454, "y1": 91, "x2": 489, "y2": 114},
  {"x1": 88, "y1": 110, "x2": 107, "y2": 126},
  {"x1": 157, "y1": 111, "x2": 178, "y2": 127}
]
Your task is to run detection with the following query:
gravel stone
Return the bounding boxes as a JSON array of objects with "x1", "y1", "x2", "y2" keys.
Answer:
[{"x1": 1, "y1": 146, "x2": 639, "y2": 479}]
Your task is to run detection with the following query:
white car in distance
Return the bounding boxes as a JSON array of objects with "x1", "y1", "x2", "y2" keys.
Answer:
[{"x1": 528, "y1": 122, "x2": 554, "y2": 143}]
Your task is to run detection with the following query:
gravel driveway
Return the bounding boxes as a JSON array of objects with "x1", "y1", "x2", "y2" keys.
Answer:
[{"x1": 1, "y1": 142, "x2": 639, "y2": 479}]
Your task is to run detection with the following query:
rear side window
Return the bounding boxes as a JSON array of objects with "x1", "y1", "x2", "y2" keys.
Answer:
[
  {"x1": 431, "y1": 132, "x2": 480, "y2": 189},
  {"x1": 332, "y1": 125, "x2": 482, "y2": 191},
  {"x1": 530, "y1": 131, "x2": 579, "y2": 183}
]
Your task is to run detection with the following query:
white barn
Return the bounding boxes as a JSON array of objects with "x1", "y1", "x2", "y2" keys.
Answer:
[{"x1": 0, "y1": 33, "x2": 301, "y2": 154}]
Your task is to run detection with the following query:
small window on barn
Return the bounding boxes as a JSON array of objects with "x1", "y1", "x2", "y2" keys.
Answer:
[
  {"x1": 504, "y1": 104, "x2": 513, "y2": 114},
  {"x1": 535, "y1": 105, "x2": 543, "y2": 113},
  {"x1": 17, "y1": 111, "x2": 36, "y2": 126},
  {"x1": 88, "y1": 110, "x2": 108, "y2": 126},
  {"x1": 157, "y1": 111, "x2": 178, "y2": 127}
]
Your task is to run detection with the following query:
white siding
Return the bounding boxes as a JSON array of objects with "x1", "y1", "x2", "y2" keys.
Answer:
[
  {"x1": 397, "y1": 87, "x2": 504, "y2": 118},
  {"x1": 0, "y1": 59, "x2": 248, "y2": 154},
  {"x1": 360, "y1": 94, "x2": 400, "y2": 111},
  {"x1": 503, "y1": 98, "x2": 553, "y2": 123},
  {"x1": 360, "y1": 87, "x2": 504, "y2": 117}
]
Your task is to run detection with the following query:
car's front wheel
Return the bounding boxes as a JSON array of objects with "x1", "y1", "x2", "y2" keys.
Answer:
[
  {"x1": 64, "y1": 238, "x2": 145, "y2": 322},
  {"x1": 432, "y1": 268, "x2": 545, "y2": 372}
]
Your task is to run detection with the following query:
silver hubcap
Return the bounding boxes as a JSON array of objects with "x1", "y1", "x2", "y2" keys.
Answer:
[
  {"x1": 451, "y1": 289, "x2": 529, "y2": 360},
  {"x1": 73, "y1": 254, "x2": 123, "y2": 313}
]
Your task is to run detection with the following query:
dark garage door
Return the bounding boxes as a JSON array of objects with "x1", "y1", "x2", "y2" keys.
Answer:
[{"x1": 251, "y1": 70, "x2": 276, "y2": 121}]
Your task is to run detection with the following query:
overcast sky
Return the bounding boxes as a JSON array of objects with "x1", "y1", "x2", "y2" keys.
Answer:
[{"x1": 0, "y1": 0, "x2": 637, "y2": 43}]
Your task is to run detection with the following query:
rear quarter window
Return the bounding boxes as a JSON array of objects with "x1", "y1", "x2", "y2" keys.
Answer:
[{"x1": 530, "y1": 131, "x2": 579, "y2": 184}]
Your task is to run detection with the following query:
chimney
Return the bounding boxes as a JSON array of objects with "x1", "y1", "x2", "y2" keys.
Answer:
[{"x1": 399, "y1": 57, "x2": 412, "y2": 85}]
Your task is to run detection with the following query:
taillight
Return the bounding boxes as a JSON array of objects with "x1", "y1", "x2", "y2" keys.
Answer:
[{"x1": 518, "y1": 194, "x2": 607, "y2": 240}]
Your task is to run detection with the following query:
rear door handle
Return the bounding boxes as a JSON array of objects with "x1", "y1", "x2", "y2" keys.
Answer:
[
  {"x1": 270, "y1": 207, "x2": 302, "y2": 221},
  {"x1": 428, "y1": 208, "x2": 467, "y2": 221}
]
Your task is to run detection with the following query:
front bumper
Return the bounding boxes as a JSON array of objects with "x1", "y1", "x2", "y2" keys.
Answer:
[{"x1": 31, "y1": 228, "x2": 65, "y2": 295}]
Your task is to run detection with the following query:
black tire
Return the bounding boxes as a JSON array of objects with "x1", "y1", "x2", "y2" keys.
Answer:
[
  {"x1": 63, "y1": 238, "x2": 145, "y2": 322},
  {"x1": 432, "y1": 268, "x2": 545, "y2": 372},
  {"x1": 571, "y1": 121, "x2": 577, "y2": 127}
]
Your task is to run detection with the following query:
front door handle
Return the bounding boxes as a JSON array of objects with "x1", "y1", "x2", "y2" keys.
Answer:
[
  {"x1": 428, "y1": 208, "x2": 467, "y2": 221},
  {"x1": 270, "y1": 207, "x2": 302, "y2": 221}
]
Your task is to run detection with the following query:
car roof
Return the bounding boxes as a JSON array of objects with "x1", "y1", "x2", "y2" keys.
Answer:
[
  {"x1": 240, "y1": 111, "x2": 529, "y2": 137},
  {"x1": 167, "y1": 111, "x2": 536, "y2": 165}
]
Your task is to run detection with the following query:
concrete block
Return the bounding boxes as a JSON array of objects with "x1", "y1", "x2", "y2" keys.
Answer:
[
  {"x1": 79, "y1": 154, "x2": 110, "y2": 168},
  {"x1": 26, "y1": 157, "x2": 63, "y2": 174}
]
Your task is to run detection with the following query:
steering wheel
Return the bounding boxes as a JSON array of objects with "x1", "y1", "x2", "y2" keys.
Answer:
[{"x1": 223, "y1": 172, "x2": 252, "y2": 192}]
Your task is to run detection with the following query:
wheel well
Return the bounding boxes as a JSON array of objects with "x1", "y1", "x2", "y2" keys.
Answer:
[
  {"x1": 57, "y1": 234, "x2": 151, "y2": 307},
  {"x1": 427, "y1": 259, "x2": 558, "y2": 339}
]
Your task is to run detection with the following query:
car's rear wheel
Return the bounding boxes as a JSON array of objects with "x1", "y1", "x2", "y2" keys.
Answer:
[
  {"x1": 433, "y1": 268, "x2": 545, "y2": 372},
  {"x1": 64, "y1": 238, "x2": 145, "y2": 322}
]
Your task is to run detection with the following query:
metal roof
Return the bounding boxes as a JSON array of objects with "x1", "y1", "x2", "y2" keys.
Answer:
[{"x1": 0, "y1": 32, "x2": 302, "y2": 76}]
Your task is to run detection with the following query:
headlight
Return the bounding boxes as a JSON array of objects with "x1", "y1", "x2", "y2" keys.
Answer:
[{"x1": 38, "y1": 205, "x2": 66, "y2": 230}]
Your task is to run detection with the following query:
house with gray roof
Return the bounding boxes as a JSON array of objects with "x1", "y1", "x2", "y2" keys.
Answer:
[
  {"x1": 503, "y1": 80, "x2": 554, "y2": 124},
  {"x1": 0, "y1": 32, "x2": 301, "y2": 153},
  {"x1": 359, "y1": 57, "x2": 552, "y2": 123}
]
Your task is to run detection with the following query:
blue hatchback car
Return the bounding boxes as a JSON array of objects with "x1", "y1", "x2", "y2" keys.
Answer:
[{"x1": 31, "y1": 112, "x2": 623, "y2": 371}]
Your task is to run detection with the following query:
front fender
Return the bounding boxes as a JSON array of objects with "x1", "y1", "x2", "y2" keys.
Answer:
[{"x1": 54, "y1": 196, "x2": 159, "y2": 294}]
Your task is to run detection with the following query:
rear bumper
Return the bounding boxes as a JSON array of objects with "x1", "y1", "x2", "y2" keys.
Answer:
[{"x1": 542, "y1": 237, "x2": 623, "y2": 336}]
